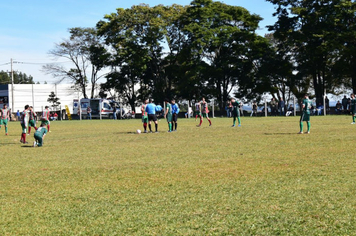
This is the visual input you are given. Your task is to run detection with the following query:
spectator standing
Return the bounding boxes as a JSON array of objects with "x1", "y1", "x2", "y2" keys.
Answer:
[
  {"x1": 251, "y1": 102, "x2": 258, "y2": 117},
  {"x1": 278, "y1": 98, "x2": 285, "y2": 116},
  {"x1": 113, "y1": 106, "x2": 117, "y2": 120},
  {"x1": 270, "y1": 98, "x2": 278, "y2": 116},
  {"x1": 342, "y1": 95, "x2": 348, "y2": 112},
  {"x1": 16, "y1": 110, "x2": 20, "y2": 121},
  {"x1": 87, "y1": 106, "x2": 92, "y2": 120}
]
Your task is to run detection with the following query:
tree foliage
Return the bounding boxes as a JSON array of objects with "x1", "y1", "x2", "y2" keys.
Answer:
[{"x1": 43, "y1": 27, "x2": 110, "y2": 99}]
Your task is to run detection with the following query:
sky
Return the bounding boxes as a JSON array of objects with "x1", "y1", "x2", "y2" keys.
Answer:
[{"x1": 0, "y1": 0, "x2": 277, "y2": 84}]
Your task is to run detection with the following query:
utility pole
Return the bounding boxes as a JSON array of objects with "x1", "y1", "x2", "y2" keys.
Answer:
[{"x1": 11, "y1": 58, "x2": 14, "y2": 112}]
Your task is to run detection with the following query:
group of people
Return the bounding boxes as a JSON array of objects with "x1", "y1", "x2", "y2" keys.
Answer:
[
  {"x1": 19, "y1": 105, "x2": 50, "y2": 147},
  {"x1": 140, "y1": 97, "x2": 241, "y2": 133}
]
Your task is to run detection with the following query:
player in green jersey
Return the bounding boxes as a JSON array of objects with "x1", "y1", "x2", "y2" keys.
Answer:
[
  {"x1": 33, "y1": 123, "x2": 48, "y2": 147},
  {"x1": 299, "y1": 94, "x2": 312, "y2": 134},
  {"x1": 141, "y1": 99, "x2": 149, "y2": 133},
  {"x1": 230, "y1": 98, "x2": 241, "y2": 127},
  {"x1": 28, "y1": 106, "x2": 37, "y2": 135},
  {"x1": 350, "y1": 94, "x2": 356, "y2": 124},
  {"x1": 164, "y1": 98, "x2": 173, "y2": 132},
  {"x1": 0, "y1": 104, "x2": 10, "y2": 135}
]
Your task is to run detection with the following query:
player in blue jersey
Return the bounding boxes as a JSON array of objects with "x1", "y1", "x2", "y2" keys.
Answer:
[
  {"x1": 145, "y1": 99, "x2": 159, "y2": 133},
  {"x1": 171, "y1": 99, "x2": 179, "y2": 131}
]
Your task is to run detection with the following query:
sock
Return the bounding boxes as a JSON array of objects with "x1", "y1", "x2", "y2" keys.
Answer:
[
  {"x1": 149, "y1": 124, "x2": 152, "y2": 131},
  {"x1": 237, "y1": 117, "x2": 241, "y2": 125},
  {"x1": 199, "y1": 118, "x2": 202, "y2": 126},
  {"x1": 143, "y1": 123, "x2": 147, "y2": 131},
  {"x1": 22, "y1": 133, "x2": 26, "y2": 143},
  {"x1": 307, "y1": 122, "x2": 310, "y2": 132},
  {"x1": 300, "y1": 122, "x2": 303, "y2": 132},
  {"x1": 175, "y1": 123, "x2": 177, "y2": 130},
  {"x1": 47, "y1": 125, "x2": 50, "y2": 132},
  {"x1": 28, "y1": 127, "x2": 31, "y2": 134},
  {"x1": 168, "y1": 123, "x2": 172, "y2": 131},
  {"x1": 233, "y1": 117, "x2": 236, "y2": 126},
  {"x1": 5, "y1": 126, "x2": 8, "y2": 133},
  {"x1": 155, "y1": 123, "x2": 158, "y2": 132},
  {"x1": 353, "y1": 116, "x2": 355, "y2": 122},
  {"x1": 208, "y1": 119, "x2": 212, "y2": 125}
]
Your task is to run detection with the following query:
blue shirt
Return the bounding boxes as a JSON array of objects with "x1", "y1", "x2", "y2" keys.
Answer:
[
  {"x1": 171, "y1": 104, "x2": 179, "y2": 114},
  {"x1": 145, "y1": 103, "x2": 156, "y2": 115}
]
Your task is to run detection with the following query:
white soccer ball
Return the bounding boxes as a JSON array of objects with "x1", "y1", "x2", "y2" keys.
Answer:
[{"x1": 136, "y1": 129, "x2": 141, "y2": 134}]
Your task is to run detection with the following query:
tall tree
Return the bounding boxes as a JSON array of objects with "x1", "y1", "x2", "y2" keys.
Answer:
[
  {"x1": 267, "y1": 0, "x2": 350, "y2": 102},
  {"x1": 43, "y1": 27, "x2": 110, "y2": 98},
  {"x1": 180, "y1": 0, "x2": 264, "y2": 110}
]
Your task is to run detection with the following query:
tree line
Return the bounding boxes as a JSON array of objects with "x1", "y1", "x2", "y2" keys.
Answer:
[{"x1": 43, "y1": 0, "x2": 356, "y2": 111}]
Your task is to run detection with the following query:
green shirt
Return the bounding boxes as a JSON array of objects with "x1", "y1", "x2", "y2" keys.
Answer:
[
  {"x1": 302, "y1": 99, "x2": 312, "y2": 114},
  {"x1": 351, "y1": 98, "x2": 356, "y2": 112},
  {"x1": 166, "y1": 103, "x2": 172, "y2": 115},
  {"x1": 35, "y1": 127, "x2": 47, "y2": 137}
]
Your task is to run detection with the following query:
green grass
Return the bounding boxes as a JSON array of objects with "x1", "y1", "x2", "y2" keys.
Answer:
[{"x1": 1, "y1": 115, "x2": 356, "y2": 235}]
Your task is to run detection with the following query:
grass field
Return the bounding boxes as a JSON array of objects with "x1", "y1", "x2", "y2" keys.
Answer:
[{"x1": 1, "y1": 115, "x2": 356, "y2": 235}]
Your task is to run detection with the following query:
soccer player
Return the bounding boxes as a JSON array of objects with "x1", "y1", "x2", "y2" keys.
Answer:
[
  {"x1": 351, "y1": 94, "x2": 356, "y2": 124},
  {"x1": 171, "y1": 99, "x2": 179, "y2": 131},
  {"x1": 194, "y1": 101, "x2": 201, "y2": 121},
  {"x1": 141, "y1": 99, "x2": 149, "y2": 133},
  {"x1": 164, "y1": 98, "x2": 173, "y2": 132},
  {"x1": 145, "y1": 99, "x2": 158, "y2": 133},
  {"x1": 0, "y1": 104, "x2": 10, "y2": 135},
  {"x1": 198, "y1": 97, "x2": 212, "y2": 127},
  {"x1": 42, "y1": 106, "x2": 51, "y2": 132},
  {"x1": 20, "y1": 105, "x2": 30, "y2": 144},
  {"x1": 28, "y1": 106, "x2": 37, "y2": 135},
  {"x1": 231, "y1": 98, "x2": 241, "y2": 127},
  {"x1": 33, "y1": 123, "x2": 47, "y2": 147},
  {"x1": 299, "y1": 94, "x2": 312, "y2": 134}
]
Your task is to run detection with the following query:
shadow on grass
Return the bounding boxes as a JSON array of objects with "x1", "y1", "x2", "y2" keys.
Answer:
[{"x1": 264, "y1": 132, "x2": 297, "y2": 135}]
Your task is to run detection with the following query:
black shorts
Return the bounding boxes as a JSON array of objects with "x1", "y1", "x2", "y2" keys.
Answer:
[
  {"x1": 172, "y1": 113, "x2": 178, "y2": 122},
  {"x1": 148, "y1": 114, "x2": 157, "y2": 122}
]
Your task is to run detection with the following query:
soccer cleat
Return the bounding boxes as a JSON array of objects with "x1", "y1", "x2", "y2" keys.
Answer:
[
  {"x1": 238, "y1": 124, "x2": 241, "y2": 127},
  {"x1": 143, "y1": 130, "x2": 147, "y2": 133},
  {"x1": 306, "y1": 131, "x2": 310, "y2": 134},
  {"x1": 155, "y1": 131, "x2": 159, "y2": 133},
  {"x1": 23, "y1": 142, "x2": 28, "y2": 144},
  {"x1": 351, "y1": 122, "x2": 355, "y2": 125},
  {"x1": 232, "y1": 125, "x2": 235, "y2": 127},
  {"x1": 196, "y1": 125, "x2": 201, "y2": 127},
  {"x1": 27, "y1": 133, "x2": 30, "y2": 136},
  {"x1": 209, "y1": 124, "x2": 212, "y2": 126},
  {"x1": 298, "y1": 132, "x2": 303, "y2": 134},
  {"x1": 5, "y1": 133, "x2": 8, "y2": 136},
  {"x1": 167, "y1": 130, "x2": 171, "y2": 133}
]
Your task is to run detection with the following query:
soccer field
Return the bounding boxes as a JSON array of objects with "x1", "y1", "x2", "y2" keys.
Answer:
[{"x1": 1, "y1": 116, "x2": 355, "y2": 235}]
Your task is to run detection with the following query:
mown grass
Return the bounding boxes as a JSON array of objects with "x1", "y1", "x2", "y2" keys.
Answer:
[{"x1": 1, "y1": 115, "x2": 356, "y2": 235}]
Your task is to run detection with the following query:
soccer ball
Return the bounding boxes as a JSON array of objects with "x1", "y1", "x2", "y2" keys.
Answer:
[{"x1": 136, "y1": 129, "x2": 141, "y2": 134}]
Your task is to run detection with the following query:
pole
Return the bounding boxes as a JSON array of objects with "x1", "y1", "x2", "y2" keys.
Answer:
[
  {"x1": 264, "y1": 99, "x2": 267, "y2": 117},
  {"x1": 323, "y1": 89, "x2": 326, "y2": 116},
  {"x1": 212, "y1": 99, "x2": 215, "y2": 118},
  {"x1": 11, "y1": 58, "x2": 14, "y2": 112}
]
